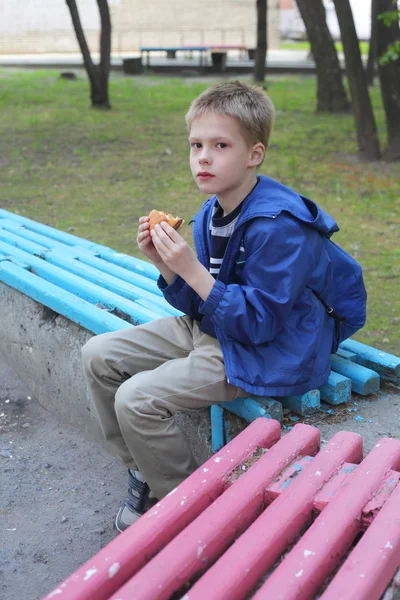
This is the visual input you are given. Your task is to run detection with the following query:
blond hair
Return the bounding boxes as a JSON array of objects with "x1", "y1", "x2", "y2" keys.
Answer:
[{"x1": 185, "y1": 80, "x2": 275, "y2": 149}]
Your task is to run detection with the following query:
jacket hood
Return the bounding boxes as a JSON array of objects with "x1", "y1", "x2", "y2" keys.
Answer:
[
  {"x1": 197, "y1": 175, "x2": 339, "y2": 238},
  {"x1": 241, "y1": 175, "x2": 340, "y2": 237}
]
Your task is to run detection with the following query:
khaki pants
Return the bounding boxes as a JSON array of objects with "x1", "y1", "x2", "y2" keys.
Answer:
[{"x1": 81, "y1": 315, "x2": 245, "y2": 500}]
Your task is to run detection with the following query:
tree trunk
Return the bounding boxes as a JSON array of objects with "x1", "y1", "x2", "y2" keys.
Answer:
[
  {"x1": 66, "y1": 0, "x2": 111, "y2": 109},
  {"x1": 97, "y1": 0, "x2": 112, "y2": 109},
  {"x1": 333, "y1": 0, "x2": 381, "y2": 160},
  {"x1": 366, "y1": 0, "x2": 378, "y2": 86},
  {"x1": 376, "y1": 0, "x2": 400, "y2": 160},
  {"x1": 295, "y1": 0, "x2": 350, "y2": 113},
  {"x1": 254, "y1": 0, "x2": 267, "y2": 84}
]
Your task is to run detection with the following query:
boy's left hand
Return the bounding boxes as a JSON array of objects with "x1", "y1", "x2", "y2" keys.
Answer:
[{"x1": 150, "y1": 221, "x2": 199, "y2": 282}]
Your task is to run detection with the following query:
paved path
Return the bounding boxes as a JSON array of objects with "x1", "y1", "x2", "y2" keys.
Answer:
[{"x1": 0, "y1": 49, "x2": 346, "y2": 74}]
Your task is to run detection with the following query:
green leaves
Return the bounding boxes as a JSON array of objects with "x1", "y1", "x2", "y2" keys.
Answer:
[
  {"x1": 378, "y1": 40, "x2": 400, "y2": 65},
  {"x1": 377, "y1": 2, "x2": 400, "y2": 64},
  {"x1": 377, "y1": 9, "x2": 399, "y2": 28}
]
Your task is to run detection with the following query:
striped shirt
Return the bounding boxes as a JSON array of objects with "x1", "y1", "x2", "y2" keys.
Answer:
[{"x1": 209, "y1": 199, "x2": 244, "y2": 279}]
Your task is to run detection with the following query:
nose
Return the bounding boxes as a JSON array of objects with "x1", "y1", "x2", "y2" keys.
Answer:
[{"x1": 198, "y1": 147, "x2": 211, "y2": 165}]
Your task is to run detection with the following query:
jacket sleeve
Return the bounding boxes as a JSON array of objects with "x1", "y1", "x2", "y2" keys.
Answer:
[
  {"x1": 198, "y1": 215, "x2": 318, "y2": 345},
  {"x1": 158, "y1": 274, "x2": 202, "y2": 320}
]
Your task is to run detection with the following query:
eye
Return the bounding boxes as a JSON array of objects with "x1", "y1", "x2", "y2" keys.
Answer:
[
  {"x1": 216, "y1": 142, "x2": 227, "y2": 149},
  {"x1": 190, "y1": 142, "x2": 202, "y2": 149}
]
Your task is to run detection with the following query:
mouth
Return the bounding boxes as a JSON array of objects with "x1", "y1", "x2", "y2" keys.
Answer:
[{"x1": 197, "y1": 172, "x2": 215, "y2": 180}]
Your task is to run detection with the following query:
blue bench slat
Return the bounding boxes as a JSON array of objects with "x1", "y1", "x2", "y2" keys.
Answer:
[
  {"x1": 47, "y1": 249, "x2": 179, "y2": 316},
  {"x1": 276, "y1": 389, "x2": 321, "y2": 416},
  {"x1": 59, "y1": 247, "x2": 162, "y2": 297},
  {"x1": 210, "y1": 405, "x2": 225, "y2": 453},
  {"x1": 330, "y1": 354, "x2": 380, "y2": 395},
  {"x1": 0, "y1": 209, "x2": 92, "y2": 247},
  {"x1": 335, "y1": 348, "x2": 358, "y2": 362},
  {"x1": 0, "y1": 228, "x2": 177, "y2": 316},
  {"x1": 86, "y1": 247, "x2": 159, "y2": 281},
  {"x1": 222, "y1": 396, "x2": 283, "y2": 423},
  {"x1": 0, "y1": 261, "x2": 130, "y2": 335},
  {"x1": 0, "y1": 210, "x2": 159, "y2": 281},
  {"x1": 319, "y1": 371, "x2": 352, "y2": 405},
  {"x1": 0, "y1": 219, "x2": 66, "y2": 249},
  {"x1": 0, "y1": 219, "x2": 162, "y2": 298},
  {"x1": 0, "y1": 242, "x2": 164, "y2": 325},
  {"x1": 0, "y1": 228, "x2": 48, "y2": 257},
  {"x1": 1, "y1": 240, "x2": 175, "y2": 319},
  {"x1": 340, "y1": 339, "x2": 400, "y2": 384},
  {"x1": 45, "y1": 250, "x2": 179, "y2": 316},
  {"x1": 0, "y1": 251, "x2": 31, "y2": 270}
]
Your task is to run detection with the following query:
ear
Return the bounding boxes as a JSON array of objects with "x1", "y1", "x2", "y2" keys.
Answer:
[{"x1": 248, "y1": 142, "x2": 265, "y2": 167}]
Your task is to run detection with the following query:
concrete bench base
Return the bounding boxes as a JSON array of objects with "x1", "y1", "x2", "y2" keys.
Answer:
[{"x1": 0, "y1": 283, "x2": 247, "y2": 466}]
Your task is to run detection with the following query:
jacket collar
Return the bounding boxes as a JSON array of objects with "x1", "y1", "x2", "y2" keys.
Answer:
[{"x1": 193, "y1": 175, "x2": 339, "y2": 237}]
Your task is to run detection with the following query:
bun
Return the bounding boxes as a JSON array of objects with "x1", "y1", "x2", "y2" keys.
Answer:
[{"x1": 148, "y1": 210, "x2": 184, "y2": 233}]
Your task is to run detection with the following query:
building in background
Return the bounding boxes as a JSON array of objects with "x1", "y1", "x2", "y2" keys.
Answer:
[
  {"x1": 280, "y1": 0, "x2": 372, "y2": 41},
  {"x1": 0, "y1": 0, "x2": 280, "y2": 55}
]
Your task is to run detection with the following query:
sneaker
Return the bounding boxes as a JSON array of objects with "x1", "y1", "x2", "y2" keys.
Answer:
[{"x1": 115, "y1": 469, "x2": 158, "y2": 533}]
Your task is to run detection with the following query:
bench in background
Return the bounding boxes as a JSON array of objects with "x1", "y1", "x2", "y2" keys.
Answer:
[
  {"x1": 138, "y1": 44, "x2": 248, "y2": 72},
  {"x1": 140, "y1": 45, "x2": 210, "y2": 67}
]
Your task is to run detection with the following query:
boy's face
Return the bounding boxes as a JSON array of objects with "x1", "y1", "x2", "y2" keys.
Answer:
[{"x1": 188, "y1": 112, "x2": 263, "y2": 198}]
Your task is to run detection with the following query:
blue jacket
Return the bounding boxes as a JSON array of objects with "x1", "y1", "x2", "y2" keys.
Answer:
[{"x1": 158, "y1": 175, "x2": 339, "y2": 396}]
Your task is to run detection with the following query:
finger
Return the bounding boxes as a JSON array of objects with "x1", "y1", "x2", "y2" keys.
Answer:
[
  {"x1": 153, "y1": 223, "x2": 176, "y2": 249},
  {"x1": 139, "y1": 216, "x2": 150, "y2": 223},
  {"x1": 137, "y1": 230, "x2": 150, "y2": 242},
  {"x1": 151, "y1": 229, "x2": 169, "y2": 255},
  {"x1": 160, "y1": 220, "x2": 182, "y2": 241},
  {"x1": 139, "y1": 237, "x2": 152, "y2": 248},
  {"x1": 138, "y1": 222, "x2": 150, "y2": 233}
]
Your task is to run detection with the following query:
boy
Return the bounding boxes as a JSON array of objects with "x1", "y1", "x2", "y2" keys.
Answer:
[{"x1": 82, "y1": 80, "x2": 338, "y2": 533}]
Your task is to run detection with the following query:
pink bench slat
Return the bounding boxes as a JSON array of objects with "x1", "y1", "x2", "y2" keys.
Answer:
[
  {"x1": 254, "y1": 437, "x2": 400, "y2": 600},
  {"x1": 42, "y1": 418, "x2": 280, "y2": 600},
  {"x1": 43, "y1": 424, "x2": 400, "y2": 600},
  {"x1": 108, "y1": 424, "x2": 320, "y2": 600},
  {"x1": 184, "y1": 431, "x2": 363, "y2": 600},
  {"x1": 320, "y1": 477, "x2": 400, "y2": 600}
]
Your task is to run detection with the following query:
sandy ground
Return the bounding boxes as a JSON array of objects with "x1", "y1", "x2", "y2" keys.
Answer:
[{"x1": 1, "y1": 356, "x2": 399, "y2": 600}]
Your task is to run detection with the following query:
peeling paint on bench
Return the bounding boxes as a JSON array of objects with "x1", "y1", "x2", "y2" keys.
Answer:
[{"x1": 43, "y1": 419, "x2": 400, "y2": 600}]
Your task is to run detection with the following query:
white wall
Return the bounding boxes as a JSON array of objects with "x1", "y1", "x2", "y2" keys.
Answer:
[
  {"x1": 280, "y1": 0, "x2": 373, "y2": 41},
  {"x1": 324, "y1": 0, "x2": 372, "y2": 41},
  {"x1": 0, "y1": 0, "x2": 281, "y2": 55}
]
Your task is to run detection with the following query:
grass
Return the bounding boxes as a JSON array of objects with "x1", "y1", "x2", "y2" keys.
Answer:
[
  {"x1": 280, "y1": 40, "x2": 369, "y2": 56},
  {"x1": 0, "y1": 69, "x2": 399, "y2": 356}
]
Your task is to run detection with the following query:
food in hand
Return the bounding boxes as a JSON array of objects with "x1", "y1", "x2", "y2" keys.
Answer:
[{"x1": 148, "y1": 210, "x2": 184, "y2": 233}]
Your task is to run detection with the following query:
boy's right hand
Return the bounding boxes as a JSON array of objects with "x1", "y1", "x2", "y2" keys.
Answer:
[{"x1": 137, "y1": 216, "x2": 163, "y2": 265}]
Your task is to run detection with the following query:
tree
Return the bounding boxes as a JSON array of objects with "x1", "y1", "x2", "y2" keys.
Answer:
[
  {"x1": 254, "y1": 0, "x2": 267, "y2": 84},
  {"x1": 376, "y1": 0, "x2": 400, "y2": 159},
  {"x1": 295, "y1": 0, "x2": 350, "y2": 112},
  {"x1": 66, "y1": 0, "x2": 112, "y2": 109},
  {"x1": 366, "y1": 0, "x2": 378, "y2": 86},
  {"x1": 332, "y1": 0, "x2": 381, "y2": 160}
]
